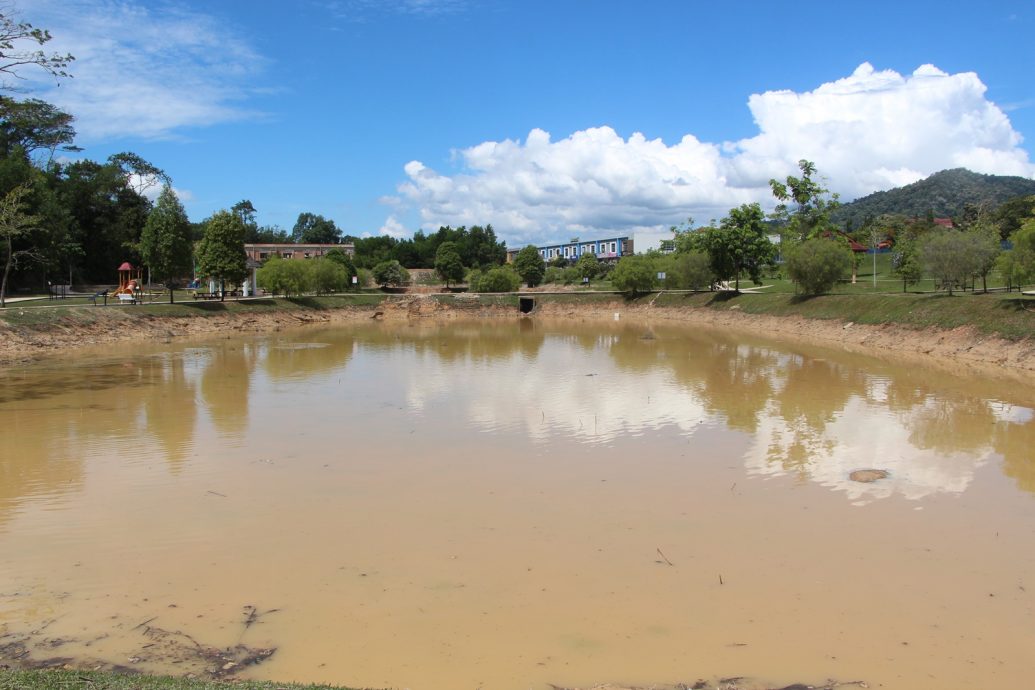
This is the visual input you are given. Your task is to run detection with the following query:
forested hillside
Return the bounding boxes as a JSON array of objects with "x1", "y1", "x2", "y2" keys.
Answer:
[{"x1": 833, "y1": 168, "x2": 1035, "y2": 229}]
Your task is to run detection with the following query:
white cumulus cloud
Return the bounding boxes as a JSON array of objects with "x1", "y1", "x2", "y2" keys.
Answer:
[
  {"x1": 376, "y1": 215, "x2": 410, "y2": 239},
  {"x1": 26, "y1": 0, "x2": 267, "y2": 142},
  {"x1": 392, "y1": 63, "x2": 1035, "y2": 249}
]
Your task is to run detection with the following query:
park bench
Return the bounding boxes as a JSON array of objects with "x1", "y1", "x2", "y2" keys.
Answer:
[
  {"x1": 192, "y1": 292, "x2": 220, "y2": 300},
  {"x1": 89, "y1": 290, "x2": 109, "y2": 306},
  {"x1": 117, "y1": 293, "x2": 136, "y2": 305}
]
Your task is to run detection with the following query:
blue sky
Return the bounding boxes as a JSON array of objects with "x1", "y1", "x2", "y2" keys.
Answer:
[{"x1": 25, "y1": 0, "x2": 1035, "y2": 249}]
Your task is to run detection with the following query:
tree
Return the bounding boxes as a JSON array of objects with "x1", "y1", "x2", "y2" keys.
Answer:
[
  {"x1": 664, "y1": 251, "x2": 714, "y2": 290},
  {"x1": 784, "y1": 237, "x2": 852, "y2": 295},
  {"x1": 256, "y1": 255, "x2": 288, "y2": 296},
  {"x1": 462, "y1": 224, "x2": 507, "y2": 268},
  {"x1": 309, "y1": 258, "x2": 347, "y2": 295},
  {"x1": 56, "y1": 158, "x2": 151, "y2": 283},
  {"x1": 513, "y1": 244, "x2": 546, "y2": 287},
  {"x1": 372, "y1": 259, "x2": 409, "y2": 287},
  {"x1": 689, "y1": 203, "x2": 776, "y2": 291},
  {"x1": 292, "y1": 212, "x2": 341, "y2": 244},
  {"x1": 994, "y1": 195, "x2": 1035, "y2": 242},
  {"x1": 0, "y1": 96, "x2": 79, "y2": 162},
  {"x1": 196, "y1": 210, "x2": 248, "y2": 301},
  {"x1": 108, "y1": 152, "x2": 170, "y2": 196},
  {"x1": 1009, "y1": 218, "x2": 1035, "y2": 284},
  {"x1": 995, "y1": 251, "x2": 1028, "y2": 292},
  {"x1": 140, "y1": 185, "x2": 192, "y2": 303},
  {"x1": 891, "y1": 239, "x2": 923, "y2": 293},
  {"x1": 921, "y1": 231, "x2": 980, "y2": 295},
  {"x1": 610, "y1": 255, "x2": 657, "y2": 294},
  {"x1": 231, "y1": 199, "x2": 257, "y2": 227},
  {"x1": 966, "y1": 222, "x2": 1001, "y2": 293},
  {"x1": 0, "y1": 10, "x2": 74, "y2": 90},
  {"x1": 574, "y1": 253, "x2": 599, "y2": 283},
  {"x1": 434, "y1": 241, "x2": 464, "y2": 287},
  {"x1": 324, "y1": 247, "x2": 357, "y2": 288},
  {"x1": 770, "y1": 159, "x2": 840, "y2": 242},
  {"x1": 0, "y1": 183, "x2": 38, "y2": 307}
]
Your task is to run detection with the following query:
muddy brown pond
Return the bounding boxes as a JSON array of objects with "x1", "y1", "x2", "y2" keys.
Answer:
[{"x1": 1, "y1": 318, "x2": 1034, "y2": 690}]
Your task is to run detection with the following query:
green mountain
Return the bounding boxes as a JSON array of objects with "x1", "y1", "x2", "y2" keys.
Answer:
[{"x1": 832, "y1": 168, "x2": 1035, "y2": 229}]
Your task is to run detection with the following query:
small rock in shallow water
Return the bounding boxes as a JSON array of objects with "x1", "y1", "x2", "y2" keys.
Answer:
[{"x1": 850, "y1": 469, "x2": 889, "y2": 483}]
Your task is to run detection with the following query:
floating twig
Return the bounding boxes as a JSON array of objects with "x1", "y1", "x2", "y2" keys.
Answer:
[
  {"x1": 206, "y1": 490, "x2": 227, "y2": 498},
  {"x1": 656, "y1": 548, "x2": 674, "y2": 567},
  {"x1": 132, "y1": 616, "x2": 157, "y2": 631}
]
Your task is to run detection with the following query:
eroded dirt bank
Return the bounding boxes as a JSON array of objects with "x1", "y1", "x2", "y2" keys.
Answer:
[
  {"x1": 1, "y1": 295, "x2": 1033, "y2": 378},
  {"x1": 533, "y1": 301, "x2": 1035, "y2": 377}
]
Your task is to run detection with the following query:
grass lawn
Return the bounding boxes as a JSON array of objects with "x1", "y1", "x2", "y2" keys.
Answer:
[
  {"x1": 0, "y1": 670, "x2": 365, "y2": 690},
  {"x1": 640, "y1": 290, "x2": 1035, "y2": 340}
]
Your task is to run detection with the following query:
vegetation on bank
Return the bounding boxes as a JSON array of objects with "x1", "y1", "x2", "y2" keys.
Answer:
[
  {"x1": 0, "y1": 294, "x2": 386, "y2": 327},
  {"x1": 1, "y1": 290, "x2": 1031, "y2": 343},
  {"x1": 0, "y1": 669, "x2": 361, "y2": 690}
]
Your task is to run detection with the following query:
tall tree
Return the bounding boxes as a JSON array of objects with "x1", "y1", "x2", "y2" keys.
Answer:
[
  {"x1": 196, "y1": 210, "x2": 248, "y2": 301},
  {"x1": 140, "y1": 185, "x2": 193, "y2": 303},
  {"x1": 0, "y1": 96, "x2": 79, "y2": 161},
  {"x1": 292, "y1": 212, "x2": 341, "y2": 244},
  {"x1": 769, "y1": 159, "x2": 840, "y2": 242},
  {"x1": 0, "y1": 183, "x2": 38, "y2": 307},
  {"x1": 513, "y1": 245, "x2": 545, "y2": 287},
  {"x1": 1009, "y1": 218, "x2": 1035, "y2": 283},
  {"x1": 434, "y1": 241, "x2": 464, "y2": 287},
  {"x1": 324, "y1": 247, "x2": 357, "y2": 288},
  {"x1": 108, "y1": 152, "x2": 170, "y2": 196},
  {"x1": 921, "y1": 231, "x2": 980, "y2": 296},
  {"x1": 0, "y1": 10, "x2": 74, "y2": 90},
  {"x1": 690, "y1": 203, "x2": 776, "y2": 292},
  {"x1": 57, "y1": 159, "x2": 151, "y2": 283}
]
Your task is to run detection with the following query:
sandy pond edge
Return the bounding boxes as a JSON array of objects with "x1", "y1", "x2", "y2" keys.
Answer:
[{"x1": 0, "y1": 296, "x2": 1033, "y2": 381}]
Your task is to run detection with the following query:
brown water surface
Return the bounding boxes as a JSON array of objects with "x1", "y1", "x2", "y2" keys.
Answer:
[{"x1": 1, "y1": 318, "x2": 1034, "y2": 689}]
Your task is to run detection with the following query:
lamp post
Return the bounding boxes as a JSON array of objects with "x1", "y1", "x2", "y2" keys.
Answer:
[{"x1": 868, "y1": 228, "x2": 882, "y2": 290}]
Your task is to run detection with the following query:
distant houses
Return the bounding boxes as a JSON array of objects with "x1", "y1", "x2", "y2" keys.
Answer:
[{"x1": 506, "y1": 236, "x2": 634, "y2": 264}]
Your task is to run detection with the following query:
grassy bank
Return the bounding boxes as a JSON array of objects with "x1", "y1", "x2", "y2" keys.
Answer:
[
  {"x1": 0, "y1": 294, "x2": 387, "y2": 327},
  {"x1": 520, "y1": 290, "x2": 1033, "y2": 340},
  {"x1": 0, "y1": 670, "x2": 363, "y2": 690}
]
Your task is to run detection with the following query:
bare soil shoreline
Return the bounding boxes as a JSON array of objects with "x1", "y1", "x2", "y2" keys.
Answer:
[{"x1": 1, "y1": 296, "x2": 1033, "y2": 380}]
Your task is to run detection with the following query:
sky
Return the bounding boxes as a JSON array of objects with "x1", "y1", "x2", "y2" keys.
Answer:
[{"x1": 22, "y1": 0, "x2": 1035, "y2": 250}]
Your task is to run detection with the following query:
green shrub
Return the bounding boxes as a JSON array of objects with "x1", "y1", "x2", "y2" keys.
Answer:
[
  {"x1": 372, "y1": 260, "x2": 410, "y2": 287},
  {"x1": 543, "y1": 266, "x2": 564, "y2": 284},
  {"x1": 785, "y1": 238, "x2": 852, "y2": 295},
  {"x1": 610, "y1": 255, "x2": 658, "y2": 294},
  {"x1": 665, "y1": 251, "x2": 714, "y2": 290},
  {"x1": 309, "y1": 258, "x2": 348, "y2": 295},
  {"x1": 471, "y1": 266, "x2": 521, "y2": 292}
]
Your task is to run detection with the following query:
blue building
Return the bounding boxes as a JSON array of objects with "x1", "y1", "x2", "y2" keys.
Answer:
[{"x1": 507, "y1": 236, "x2": 634, "y2": 264}]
